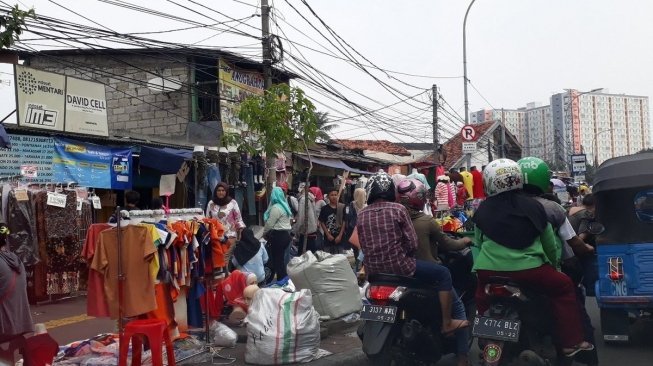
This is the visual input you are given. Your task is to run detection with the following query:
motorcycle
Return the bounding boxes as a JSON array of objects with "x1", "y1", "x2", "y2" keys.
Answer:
[
  {"x1": 358, "y1": 245, "x2": 476, "y2": 365},
  {"x1": 357, "y1": 273, "x2": 461, "y2": 366},
  {"x1": 473, "y1": 277, "x2": 573, "y2": 366},
  {"x1": 473, "y1": 222, "x2": 606, "y2": 366}
]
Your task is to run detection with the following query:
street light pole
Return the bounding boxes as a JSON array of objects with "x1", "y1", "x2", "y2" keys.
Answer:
[
  {"x1": 593, "y1": 128, "x2": 614, "y2": 167},
  {"x1": 463, "y1": 0, "x2": 477, "y2": 168}
]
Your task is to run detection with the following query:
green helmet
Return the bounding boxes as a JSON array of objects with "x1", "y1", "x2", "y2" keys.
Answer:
[{"x1": 517, "y1": 157, "x2": 551, "y2": 194}]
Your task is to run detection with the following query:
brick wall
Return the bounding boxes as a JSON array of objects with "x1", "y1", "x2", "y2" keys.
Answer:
[{"x1": 27, "y1": 53, "x2": 191, "y2": 137}]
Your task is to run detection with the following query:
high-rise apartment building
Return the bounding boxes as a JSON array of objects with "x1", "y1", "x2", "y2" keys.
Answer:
[
  {"x1": 551, "y1": 89, "x2": 650, "y2": 166},
  {"x1": 471, "y1": 89, "x2": 650, "y2": 167}
]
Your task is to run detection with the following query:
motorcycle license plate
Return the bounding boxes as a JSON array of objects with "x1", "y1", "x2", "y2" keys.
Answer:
[
  {"x1": 472, "y1": 316, "x2": 521, "y2": 342},
  {"x1": 360, "y1": 305, "x2": 397, "y2": 323}
]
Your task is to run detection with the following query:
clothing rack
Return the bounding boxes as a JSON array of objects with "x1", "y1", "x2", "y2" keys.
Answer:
[{"x1": 115, "y1": 207, "x2": 234, "y2": 365}]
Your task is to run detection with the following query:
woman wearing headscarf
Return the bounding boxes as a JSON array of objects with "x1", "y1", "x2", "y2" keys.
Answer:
[
  {"x1": 206, "y1": 182, "x2": 246, "y2": 244},
  {"x1": 231, "y1": 228, "x2": 268, "y2": 285},
  {"x1": 263, "y1": 187, "x2": 293, "y2": 281}
]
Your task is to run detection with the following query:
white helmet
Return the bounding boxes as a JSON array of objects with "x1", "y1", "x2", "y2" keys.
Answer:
[{"x1": 483, "y1": 159, "x2": 523, "y2": 197}]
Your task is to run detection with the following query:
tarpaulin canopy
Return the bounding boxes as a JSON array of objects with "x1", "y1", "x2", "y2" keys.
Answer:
[
  {"x1": 139, "y1": 146, "x2": 193, "y2": 174},
  {"x1": 298, "y1": 155, "x2": 374, "y2": 175}
]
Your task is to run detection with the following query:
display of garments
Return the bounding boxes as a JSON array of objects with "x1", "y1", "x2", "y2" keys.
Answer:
[
  {"x1": 0, "y1": 249, "x2": 34, "y2": 336},
  {"x1": 44, "y1": 190, "x2": 81, "y2": 296},
  {"x1": 460, "y1": 171, "x2": 474, "y2": 199},
  {"x1": 6, "y1": 189, "x2": 39, "y2": 266},
  {"x1": 82, "y1": 223, "x2": 112, "y2": 318},
  {"x1": 91, "y1": 225, "x2": 157, "y2": 318}
]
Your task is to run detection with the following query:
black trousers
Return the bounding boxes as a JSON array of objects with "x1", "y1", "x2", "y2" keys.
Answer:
[{"x1": 268, "y1": 230, "x2": 291, "y2": 281}]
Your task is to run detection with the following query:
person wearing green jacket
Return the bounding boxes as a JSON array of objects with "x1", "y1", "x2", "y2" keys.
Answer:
[{"x1": 472, "y1": 159, "x2": 593, "y2": 357}]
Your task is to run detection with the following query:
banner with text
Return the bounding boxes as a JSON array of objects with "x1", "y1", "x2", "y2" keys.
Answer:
[
  {"x1": 65, "y1": 76, "x2": 109, "y2": 136},
  {"x1": 53, "y1": 138, "x2": 132, "y2": 189},
  {"x1": 15, "y1": 65, "x2": 66, "y2": 131},
  {"x1": 0, "y1": 134, "x2": 54, "y2": 182},
  {"x1": 218, "y1": 58, "x2": 264, "y2": 135},
  {"x1": 14, "y1": 65, "x2": 108, "y2": 136}
]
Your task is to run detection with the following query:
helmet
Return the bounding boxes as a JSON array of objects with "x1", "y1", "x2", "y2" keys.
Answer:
[
  {"x1": 483, "y1": 159, "x2": 523, "y2": 197},
  {"x1": 366, "y1": 172, "x2": 396, "y2": 204},
  {"x1": 517, "y1": 157, "x2": 551, "y2": 194},
  {"x1": 396, "y1": 178, "x2": 427, "y2": 210}
]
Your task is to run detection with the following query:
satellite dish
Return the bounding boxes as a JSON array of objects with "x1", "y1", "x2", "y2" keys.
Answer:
[{"x1": 147, "y1": 77, "x2": 182, "y2": 93}]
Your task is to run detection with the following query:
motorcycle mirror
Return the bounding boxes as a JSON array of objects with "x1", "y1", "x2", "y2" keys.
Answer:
[{"x1": 587, "y1": 222, "x2": 605, "y2": 236}]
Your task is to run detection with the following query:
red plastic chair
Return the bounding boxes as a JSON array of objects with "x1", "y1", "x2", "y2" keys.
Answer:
[{"x1": 118, "y1": 319, "x2": 175, "y2": 366}]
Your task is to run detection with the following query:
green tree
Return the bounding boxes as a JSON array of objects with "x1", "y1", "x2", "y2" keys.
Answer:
[
  {"x1": 315, "y1": 111, "x2": 337, "y2": 143},
  {"x1": 222, "y1": 83, "x2": 318, "y2": 157},
  {"x1": 223, "y1": 84, "x2": 318, "y2": 252},
  {"x1": 0, "y1": 5, "x2": 35, "y2": 49}
]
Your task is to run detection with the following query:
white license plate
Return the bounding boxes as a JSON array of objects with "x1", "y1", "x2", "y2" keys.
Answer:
[
  {"x1": 360, "y1": 305, "x2": 397, "y2": 323},
  {"x1": 472, "y1": 316, "x2": 521, "y2": 342}
]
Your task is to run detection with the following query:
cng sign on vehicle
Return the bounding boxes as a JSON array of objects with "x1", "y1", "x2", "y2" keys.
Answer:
[
  {"x1": 461, "y1": 125, "x2": 478, "y2": 153},
  {"x1": 571, "y1": 154, "x2": 587, "y2": 173}
]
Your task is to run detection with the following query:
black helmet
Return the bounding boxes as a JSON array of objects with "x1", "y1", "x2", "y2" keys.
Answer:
[{"x1": 366, "y1": 172, "x2": 396, "y2": 204}]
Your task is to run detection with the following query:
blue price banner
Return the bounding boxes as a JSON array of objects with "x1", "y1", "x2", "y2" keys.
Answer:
[{"x1": 53, "y1": 138, "x2": 132, "y2": 189}]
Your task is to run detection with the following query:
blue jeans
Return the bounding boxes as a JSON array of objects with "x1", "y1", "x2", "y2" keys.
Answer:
[
  {"x1": 413, "y1": 259, "x2": 453, "y2": 291},
  {"x1": 452, "y1": 288, "x2": 470, "y2": 355},
  {"x1": 414, "y1": 260, "x2": 468, "y2": 355}
]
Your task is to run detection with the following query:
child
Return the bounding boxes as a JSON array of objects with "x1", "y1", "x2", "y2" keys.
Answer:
[{"x1": 456, "y1": 181, "x2": 468, "y2": 207}]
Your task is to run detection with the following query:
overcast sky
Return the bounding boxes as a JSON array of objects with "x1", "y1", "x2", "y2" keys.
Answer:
[{"x1": 12, "y1": 0, "x2": 653, "y2": 143}]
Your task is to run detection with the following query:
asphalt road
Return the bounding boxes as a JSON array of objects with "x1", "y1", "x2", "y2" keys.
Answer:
[
  {"x1": 331, "y1": 298, "x2": 653, "y2": 366},
  {"x1": 29, "y1": 295, "x2": 653, "y2": 365}
]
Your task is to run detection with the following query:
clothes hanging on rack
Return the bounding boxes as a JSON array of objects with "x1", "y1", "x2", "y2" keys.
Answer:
[
  {"x1": 45, "y1": 190, "x2": 81, "y2": 296},
  {"x1": 82, "y1": 223, "x2": 112, "y2": 317},
  {"x1": 91, "y1": 225, "x2": 157, "y2": 318},
  {"x1": 5, "y1": 188, "x2": 39, "y2": 266}
]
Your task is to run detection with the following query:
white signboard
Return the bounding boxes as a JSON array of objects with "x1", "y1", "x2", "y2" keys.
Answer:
[
  {"x1": 462, "y1": 142, "x2": 478, "y2": 153},
  {"x1": 0, "y1": 64, "x2": 17, "y2": 124},
  {"x1": 571, "y1": 154, "x2": 587, "y2": 173},
  {"x1": 65, "y1": 76, "x2": 108, "y2": 136},
  {"x1": 575, "y1": 175, "x2": 586, "y2": 183},
  {"x1": 15, "y1": 65, "x2": 66, "y2": 131}
]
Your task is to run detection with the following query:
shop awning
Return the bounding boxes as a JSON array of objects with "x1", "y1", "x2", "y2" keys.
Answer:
[
  {"x1": 298, "y1": 155, "x2": 374, "y2": 175},
  {"x1": 139, "y1": 146, "x2": 193, "y2": 173}
]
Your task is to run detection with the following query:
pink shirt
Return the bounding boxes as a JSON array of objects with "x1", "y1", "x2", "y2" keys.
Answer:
[{"x1": 206, "y1": 199, "x2": 246, "y2": 238}]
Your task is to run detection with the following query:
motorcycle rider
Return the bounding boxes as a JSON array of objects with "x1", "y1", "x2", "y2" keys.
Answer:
[
  {"x1": 518, "y1": 157, "x2": 598, "y2": 364},
  {"x1": 473, "y1": 159, "x2": 594, "y2": 357},
  {"x1": 357, "y1": 172, "x2": 469, "y2": 335},
  {"x1": 397, "y1": 178, "x2": 472, "y2": 366}
]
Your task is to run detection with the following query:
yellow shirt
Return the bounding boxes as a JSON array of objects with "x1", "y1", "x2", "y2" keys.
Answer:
[
  {"x1": 461, "y1": 171, "x2": 474, "y2": 199},
  {"x1": 138, "y1": 224, "x2": 162, "y2": 282}
]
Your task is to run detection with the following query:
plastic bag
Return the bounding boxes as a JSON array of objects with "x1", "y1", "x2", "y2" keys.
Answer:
[
  {"x1": 245, "y1": 288, "x2": 320, "y2": 365},
  {"x1": 287, "y1": 251, "x2": 362, "y2": 319},
  {"x1": 210, "y1": 321, "x2": 237, "y2": 347}
]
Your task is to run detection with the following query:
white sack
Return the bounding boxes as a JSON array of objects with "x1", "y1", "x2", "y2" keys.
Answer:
[{"x1": 245, "y1": 288, "x2": 320, "y2": 365}]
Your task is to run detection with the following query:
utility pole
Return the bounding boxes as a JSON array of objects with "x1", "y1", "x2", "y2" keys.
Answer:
[
  {"x1": 260, "y1": 0, "x2": 274, "y2": 206},
  {"x1": 432, "y1": 84, "x2": 440, "y2": 166}
]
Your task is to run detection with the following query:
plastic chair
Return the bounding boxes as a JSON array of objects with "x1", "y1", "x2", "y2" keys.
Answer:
[{"x1": 118, "y1": 319, "x2": 175, "y2": 366}]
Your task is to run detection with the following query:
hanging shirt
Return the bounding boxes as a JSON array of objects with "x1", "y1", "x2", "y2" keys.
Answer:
[
  {"x1": 460, "y1": 171, "x2": 474, "y2": 199},
  {"x1": 471, "y1": 169, "x2": 485, "y2": 199},
  {"x1": 82, "y1": 223, "x2": 112, "y2": 318},
  {"x1": 91, "y1": 225, "x2": 157, "y2": 318},
  {"x1": 435, "y1": 183, "x2": 449, "y2": 208}
]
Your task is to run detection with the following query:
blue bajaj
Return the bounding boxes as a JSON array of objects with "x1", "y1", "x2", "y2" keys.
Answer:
[{"x1": 593, "y1": 152, "x2": 653, "y2": 342}]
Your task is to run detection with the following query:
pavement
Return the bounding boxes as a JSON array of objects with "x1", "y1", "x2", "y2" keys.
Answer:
[{"x1": 28, "y1": 295, "x2": 653, "y2": 365}]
